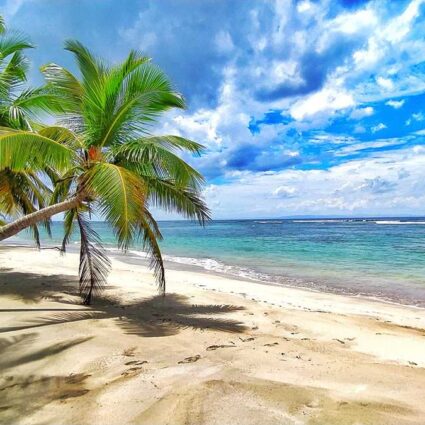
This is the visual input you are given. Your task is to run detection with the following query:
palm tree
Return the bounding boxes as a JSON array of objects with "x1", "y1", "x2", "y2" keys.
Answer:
[
  {"x1": 0, "y1": 15, "x2": 66, "y2": 246},
  {"x1": 0, "y1": 40, "x2": 210, "y2": 304}
]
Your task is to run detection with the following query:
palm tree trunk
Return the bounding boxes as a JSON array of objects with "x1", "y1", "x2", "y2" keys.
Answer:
[{"x1": 0, "y1": 195, "x2": 82, "y2": 241}]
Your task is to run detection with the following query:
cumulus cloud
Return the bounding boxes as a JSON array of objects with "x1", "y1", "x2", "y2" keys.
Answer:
[
  {"x1": 350, "y1": 106, "x2": 374, "y2": 119},
  {"x1": 386, "y1": 99, "x2": 405, "y2": 109}
]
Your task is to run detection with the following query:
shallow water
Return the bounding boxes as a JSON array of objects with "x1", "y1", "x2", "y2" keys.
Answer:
[{"x1": 7, "y1": 218, "x2": 425, "y2": 307}]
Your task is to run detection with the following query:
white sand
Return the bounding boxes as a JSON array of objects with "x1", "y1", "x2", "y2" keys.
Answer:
[{"x1": 0, "y1": 246, "x2": 424, "y2": 425}]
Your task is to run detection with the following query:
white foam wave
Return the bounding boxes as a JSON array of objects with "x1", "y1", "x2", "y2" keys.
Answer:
[
  {"x1": 375, "y1": 221, "x2": 425, "y2": 225},
  {"x1": 125, "y1": 248, "x2": 268, "y2": 282},
  {"x1": 253, "y1": 220, "x2": 283, "y2": 224},
  {"x1": 292, "y1": 220, "x2": 345, "y2": 223}
]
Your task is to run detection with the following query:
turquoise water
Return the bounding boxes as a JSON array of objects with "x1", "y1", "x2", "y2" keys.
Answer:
[{"x1": 6, "y1": 218, "x2": 425, "y2": 307}]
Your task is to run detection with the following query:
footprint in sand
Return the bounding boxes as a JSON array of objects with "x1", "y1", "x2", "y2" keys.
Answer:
[
  {"x1": 206, "y1": 344, "x2": 236, "y2": 351},
  {"x1": 121, "y1": 366, "x2": 145, "y2": 376},
  {"x1": 125, "y1": 360, "x2": 148, "y2": 366},
  {"x1": 178, "y1": 355, "x2": 201, "y2": 364},
  {"x1": 264, "y1": 342, "x2": 279, "y2": 347}
]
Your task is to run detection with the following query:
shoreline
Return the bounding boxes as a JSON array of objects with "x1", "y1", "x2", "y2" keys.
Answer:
[
  {"x1": 1, "y1": 246, "x2": 425, "y2": 424},
  {"x1": 3, "y1": 241, "x2": 425, "y2": 310}
]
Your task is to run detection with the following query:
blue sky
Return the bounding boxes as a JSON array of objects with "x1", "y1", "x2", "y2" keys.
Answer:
[{"x1": 2, "y1": 0, "x2": 425, "y2": 218}]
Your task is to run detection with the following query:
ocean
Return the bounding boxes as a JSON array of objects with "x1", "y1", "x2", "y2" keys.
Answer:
[{"x1": 6, "y1": 218, "x2": 425, "y2": 307}]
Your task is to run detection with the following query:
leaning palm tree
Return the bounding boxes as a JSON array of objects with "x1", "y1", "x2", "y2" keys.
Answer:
[
  {"x1": 0, "y1": 41, "x2": 210, "y2": 304},
  {"x1": 0, "y1": 15, "x2": 66, "y2": 246}
]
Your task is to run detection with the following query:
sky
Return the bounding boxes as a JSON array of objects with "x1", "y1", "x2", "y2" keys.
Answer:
[{"x1": 2, "y1": 0, "x2": 425, "y2": 219}]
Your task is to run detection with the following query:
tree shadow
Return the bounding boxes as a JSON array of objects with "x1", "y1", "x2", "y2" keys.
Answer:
[
  {"x1": 0, "y1": 373, "x2": 90, "y2": 425},
  {"x1": 0, "y1": 333, "x2": 93, "y2": 370},
  {"x1": 0, "y1": 271, "x2": 248, "y2": 337},
  {"x1": 0, "y1": 331, "x2": 92, "y2": 425},
  {"x1": 0, "y1": 271, "x2": 83, "y2": 304}
]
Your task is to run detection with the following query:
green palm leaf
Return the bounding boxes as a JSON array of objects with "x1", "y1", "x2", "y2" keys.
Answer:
[
  {"x1": 85, "y1": 163, "x2": 145, "y2": 249},
  {"x1": 0, "y1": 31, "x2": 33, "y2": 59},
  {"x1": 138, "y1": 208, "x2": 166, "y2": 292},
  {"x1": 77, "y1": 212, "x2": 111, "y2": 305},
  {"x1": 97, "y1": 63, "x2": 185, "y2": 147},
  {"x1": 143, "y1": 177, "x2": 210, "y2": 224},
  {"x1": 40, "y1": 63, "x2": 83, "y2": 113},
  {"x1": 0, "y1": 129, "x2": 73, "y2": 171},
  {"x1": 115, "y1": 137, "x2": 205, "y2": 188},
  {"x1": 61, "y1": 208, "x2": 78, "y2": 252}
]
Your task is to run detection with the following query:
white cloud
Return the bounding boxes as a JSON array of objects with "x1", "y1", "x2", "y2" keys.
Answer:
[
  {"x1": 371, "y1": 123, "x2": 387, "y2": 133},
  {"x1": 385, "y1": 99, "x2": 405, "y2": 109},
  {"x1": 350, "y1": 106, "x2": 374, "y2": 119},
  {"x1": 200, "y1": 146, "x2": 425, "y2": 218},
  {"x1": 214, "y1": 31, "x2": 234, "y2": 54},
  {"x1": 273, "y1": 186, "x2": 296, "y2": 198},
  {"x1": 406, "y1": 112, "x2": 424, "y2": 125},
  {"x1": 376, "y1": 76, "x2": 394, "y2": 90},
  {"x1": 290, "y1": 88, "x2": 355, "y2": 120},
  {"x1": 382, "y1": 0, "x2": 425, "y2": 43},
  {"x1": 297, "y1": 1, "x2": 312, "y2": 14}
]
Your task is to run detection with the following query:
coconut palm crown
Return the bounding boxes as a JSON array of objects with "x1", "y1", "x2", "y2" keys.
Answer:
[{"x1": 0, "y1": 40, "x2": 210, "y2": 304}]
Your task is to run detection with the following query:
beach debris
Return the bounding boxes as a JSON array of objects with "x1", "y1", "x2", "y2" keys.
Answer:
[
  {"x1": 178, "y1": 355, "x2": 201, "y2": 364},
  {"x1": 264, "y1": 342, "x2": 279, "y2": 347},
  {"x1": 333, "y1": 338, "x2": 346, "y2": 345},
  {"x1": 206, "y1": 344, "x2": 236, "y2": 351},
  {"x1": 408, "y1": 361, "x2": 418, "y2": 366},
  {"x1": 239, "y1": 337, "x2": 255, "y2": 342}
]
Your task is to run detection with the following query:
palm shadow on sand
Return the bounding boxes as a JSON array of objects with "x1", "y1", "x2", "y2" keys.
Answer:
[
  {"x1": 0, "y1": 270, "x2": 248, "y2": 337},
  {"x1": 0, "y1": 269, "x2": 247, "y2": 424}
]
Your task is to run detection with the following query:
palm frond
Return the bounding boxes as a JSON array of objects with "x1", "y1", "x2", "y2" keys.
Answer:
[
  {"x1": 0, "y1": 16, "x2": 5, "y2": 34},
  {"x1": 142, "y1": 177, "x2": 210, "y2": 225},
  {"x1": 115, "y1": 138, "x2": 205, "y2": 189},
  {"x1": 0, "y1": 129, "x2": 73, "y2": 171},
  {"x1": 40, "y1": 63, "x2": 83, "y2": 113},
  {"x1": 61, "y1": 208, "x2": 78, "y2": 253},
  {"x1": 11, "y1": 87, "x2": 66, "y2": 120},
  {"x1": 77, "y1": 212, "x2": 111, "y2": 305},
  {"x1": 29, "y1": 223, "x2": 41, "y2": 249},
  {"x1": 0, "y1": 31, "x2": 33, "y2": 59},
  {"x1": 85, "y1": 163, "x2": 145, "y2": 249},
  {"x1": 97, "y1": 63, "x2": 185, "y2": 147},
  {"x1": 138, "y1": 208, "x2": 166, "y2": 292},
  {"x1": 38, "y1": 125, "x2": 82, "y2": 149},
  {"x1": 0, "y1": 50, "x2": 28, "y2": 91},
  {"x1": 64, "y1": 39, "x2": 104, "y2": 86}
]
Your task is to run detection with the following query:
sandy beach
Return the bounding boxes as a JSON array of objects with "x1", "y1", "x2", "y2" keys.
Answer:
[{"x1": 1, "y1": 245, "x2": 424, "y2": 425}]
